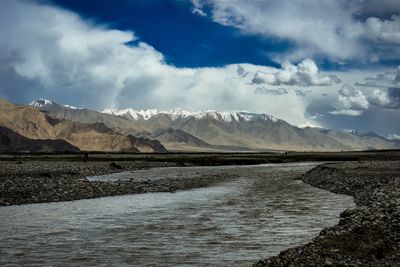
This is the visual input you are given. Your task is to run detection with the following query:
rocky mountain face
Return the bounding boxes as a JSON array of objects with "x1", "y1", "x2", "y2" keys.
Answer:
[
  {"x1": 0, "y1": 99, "x2": 166, "y2": 153},
  {"x1": 0, "y1": 126, "x2": 80, "y2": 153},
  {"x1": 30, "y1": 99, "x2": 400, "y2": 152}
]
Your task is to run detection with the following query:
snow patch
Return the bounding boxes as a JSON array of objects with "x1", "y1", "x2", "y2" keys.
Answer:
[
  {"x1": 102, "y1": 108, "x2": 279, "y2": 124},
  {"x1": 30, "y1": 99, "x2": 54, "y2": 108}
]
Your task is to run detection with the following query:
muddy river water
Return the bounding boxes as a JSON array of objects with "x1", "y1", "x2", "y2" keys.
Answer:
[{"x1": 0, "y1": 163, "x2": 354, "y2": 266}]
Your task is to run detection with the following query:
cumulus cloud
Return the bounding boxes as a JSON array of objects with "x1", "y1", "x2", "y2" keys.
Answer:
[
  {"x1": 330, "y1": 74, "x2": 400, "y2": 116},
  {"x1": 368, "y1": 88, "x2": 400, "y2": 109},
  {"x1": 251, "y1": 59, "x2": 341, "y2": 87},
  {"x1": 352, "y1": 67, "x2": 400, "y2": 109},
  {"x1": 367, "y1": 89, "x2": 392, "y2": 106},
  {"x1": 3, "y1": 0, "x2": 399, "y2": 134},
  {"x1": 0, "y1": 0, "x2": 171, "y2": 107},
  {"x1": 0, "y1": 0, "x2": 318, "y2": 126},
  {"x1": 330, "y1": 85, "x2": 369, "y2": 116},
  {"x1": 254, "y1": 87, "x2": 288, "y2": 96},
  {"x1": 194, "y1": 0, "x2": 400, "y2": 62}
]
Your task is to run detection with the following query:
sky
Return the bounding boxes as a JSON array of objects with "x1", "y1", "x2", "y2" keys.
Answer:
[{"x1": 0, "y1": 0, "x2": 399, "y2": 136}]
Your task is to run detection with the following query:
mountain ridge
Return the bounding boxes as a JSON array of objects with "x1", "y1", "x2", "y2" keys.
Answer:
[
  {"x1": 0, "y1": 99, "x2": 166, "y2": 153},
  {"x1": 29, "y1": 99, "x2": 400, "y2": 152},
  {"x1": 0, "y1": 125, "x2": 80, "y2": 153},
  {"x1": 102, "y1": 107, "x2": 279, "y2": 124}
]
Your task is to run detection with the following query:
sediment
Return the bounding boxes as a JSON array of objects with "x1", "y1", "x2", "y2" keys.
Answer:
[
  {"x1": 255, "y1": 161, "x2": 400, "y2": 266},
  {"x1": 0, "y1": 160, "x2": 234, "y2": 206}
]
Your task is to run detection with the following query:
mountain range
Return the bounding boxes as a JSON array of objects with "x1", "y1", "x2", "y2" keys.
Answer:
[
  {"x1": 28, "y1": 99, "x2": 400, "y2": 152},
  {"x1": 0, "y1": 99, "x2": 166, "y2": 153}
]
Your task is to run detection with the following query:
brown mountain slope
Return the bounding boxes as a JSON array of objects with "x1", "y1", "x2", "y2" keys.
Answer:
[
  {"x1": 0, "y1": 126, "x2": 80, "y2": 153},
  {"x1": 0, "y1": 99, "x2": 166, "y2": 153},
  {"x1": 150, "y1": 128, "x2": 266, "y2": 152}
]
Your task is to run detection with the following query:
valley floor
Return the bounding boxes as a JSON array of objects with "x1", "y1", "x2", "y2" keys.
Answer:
[
  {"x1": 2, "y1": 150, "x2": 400, "y2": 206},
  {"x1": 1, "y1": 151, "x2": 399, "y2": 266}
]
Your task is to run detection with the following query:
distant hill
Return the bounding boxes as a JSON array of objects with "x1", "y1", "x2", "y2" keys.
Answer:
[
  {"x1": 30, "y1": 99, "x2": 400, "y2": 152},
  {"x1": 0, "y1": 99, "x2": 166, "y2": 153},
  {"x1": 0, "y1": 125, "x2": 80, "y2": 153}
]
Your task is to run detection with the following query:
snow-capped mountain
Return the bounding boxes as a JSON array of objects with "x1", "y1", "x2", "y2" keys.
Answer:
[
  {"x1": 102, "y1": 107, "x2": 279, "y2": 124},
  {"x1": 30, "y1": 99, "x2": 54, "y2": 108},
  {"x1": 1, "y1": 99, "x2": 166, "y2": 153},
  {"x1": 30, "y1": 99, "x2": 81, "y2": 110},
  {"x1": 29, "y1": 99, "x2": 400, "y2": 152}
]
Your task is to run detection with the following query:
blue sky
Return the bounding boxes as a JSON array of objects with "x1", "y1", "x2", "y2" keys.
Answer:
[
  {"x1": 51, "y1": 0, "x2": 286, "y2": 68},
  {"x1": 0, "y1": 0, "x2": 400, "y2": 136},
  {"x1": 50, "y1": 0, "x2": 400, "y2": 70}
]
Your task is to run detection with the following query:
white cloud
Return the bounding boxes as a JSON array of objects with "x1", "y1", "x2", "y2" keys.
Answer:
[
  {"x1": 330, "y1": 85, "x2": 369, "y2": 116},
  {"x1": 0, "y1": 0, "x2": 318, "y2": 126},
  {"x1": 367, "y1": 89, "x2": 391, "y2": 107},
  {"x1": 329, "y1": 109, "x2": 364, "y2": 116},
  {"x1": 363, "y1": 15, "x2": 400, "y2": 45},
  {"x1": 196, "y1": 0, "x2": 400, "y2": 62},
  {"x1": 2, "y1": 0, "x2": 399, "y2": 133},
  {"x1": 191, "y1": 0, "x2": 207, "y2": 16},
  {"x1": 329, "y1": 74, "x2": 400, "y2": 116},
  {"x1": 251, "y1": 59, "x2": 341, "y2": 86},
  {"x1": 352, "y1": 67, "x2": 400, "y2": 109}
]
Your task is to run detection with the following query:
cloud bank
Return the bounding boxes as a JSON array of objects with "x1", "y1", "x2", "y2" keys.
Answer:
[
  {"x1": 330, "y1": 69, "x2": 400, "y2": 116},
  {"x1": 251, "y1": 59, "x2": 341, "y2": 87},
  {"x1": 193, "y1": 0, "x2": 400, "y2": 62},
  {"x1": 0, "y1": 0, "x2": 321, "y2": 126}
]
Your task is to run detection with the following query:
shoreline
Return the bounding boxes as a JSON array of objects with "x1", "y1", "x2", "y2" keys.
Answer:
[
  {"x1": 255, "y1": 161, "x2": 400, "y2": 266},
  {"x1": 0, "y1": 160, "x2": 236, "y2": 206}
]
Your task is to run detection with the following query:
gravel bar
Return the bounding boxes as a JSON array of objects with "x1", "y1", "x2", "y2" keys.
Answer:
[{"x1": 0, "y1": 160, "x2": 234, "y2": 206}]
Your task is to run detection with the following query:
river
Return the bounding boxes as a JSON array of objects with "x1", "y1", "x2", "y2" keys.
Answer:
[{"x1": 0, "y1": 163, "x2": 354, "y2": 266}]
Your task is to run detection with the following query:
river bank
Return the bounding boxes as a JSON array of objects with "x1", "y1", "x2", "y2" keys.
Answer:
[
  {"x1": 255, "y1": 160, "x2": 400, "y2": 266},
  {"x1": 0, "y1": 160, "x2": 235, "y2": 206}
]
